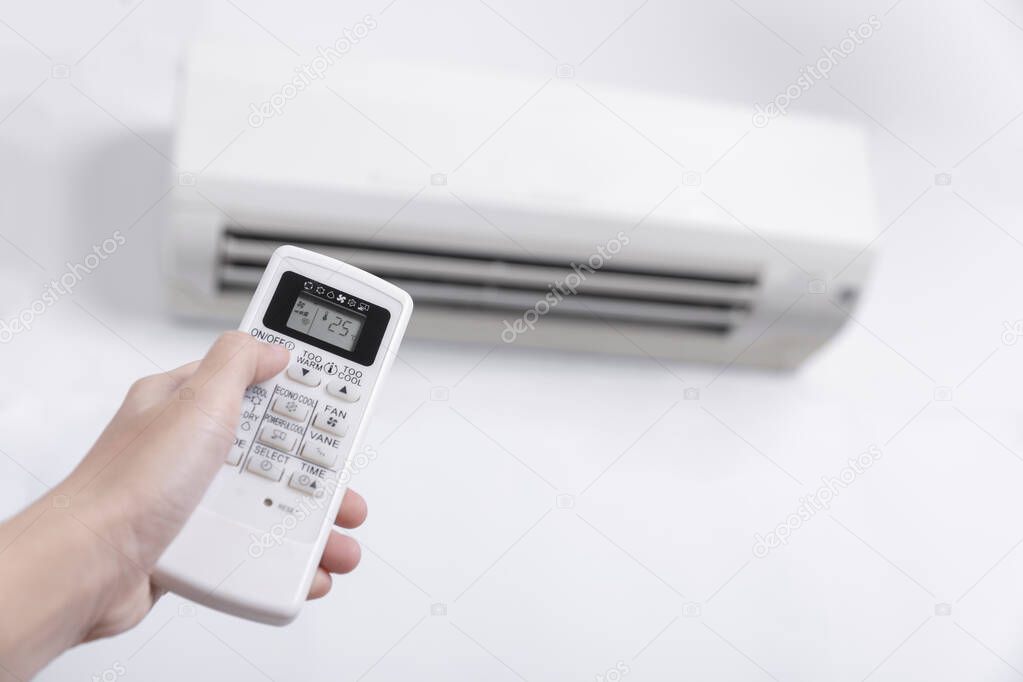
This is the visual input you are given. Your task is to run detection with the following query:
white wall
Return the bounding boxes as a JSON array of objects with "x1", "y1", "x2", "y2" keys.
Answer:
[{"x1": 2, "y1": 1, "x2": 1023, "y2": 680}]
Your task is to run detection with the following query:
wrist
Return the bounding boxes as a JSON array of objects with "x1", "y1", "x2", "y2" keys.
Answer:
[{"x1": 0, "y1": 482, "x2": 132, "y2": 678}]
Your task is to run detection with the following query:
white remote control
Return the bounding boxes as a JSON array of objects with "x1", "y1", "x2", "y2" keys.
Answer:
[{"x1": 154, "y1": 245, "x2": 412, "y2": 624}]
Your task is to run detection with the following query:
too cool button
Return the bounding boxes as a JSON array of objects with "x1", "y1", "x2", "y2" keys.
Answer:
[{"x1": 326, "y1": 378, "x2": 361, "y2": 402}]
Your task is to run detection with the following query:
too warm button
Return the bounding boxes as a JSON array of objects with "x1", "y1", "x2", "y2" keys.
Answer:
[{"x1": 286, "y1": 363, "x2": 321, "y2": 387}]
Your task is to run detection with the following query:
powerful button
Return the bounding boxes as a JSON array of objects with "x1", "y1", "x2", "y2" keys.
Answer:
[
  {"x1": 258, "y1": 425, "x2": 297, "y2": 453},
  {"x1": 287, "y1": 364, "x2": 321, "y2": 387}
]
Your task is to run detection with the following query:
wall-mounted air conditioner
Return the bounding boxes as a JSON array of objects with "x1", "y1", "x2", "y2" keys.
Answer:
[{"x1": 168, "y1": 41, "x2": 878, "y2": 368}]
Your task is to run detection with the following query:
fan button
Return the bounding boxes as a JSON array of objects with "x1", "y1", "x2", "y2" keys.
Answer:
[{"x1": 312, "y1": 412, "x2": 347, "y2": 437}]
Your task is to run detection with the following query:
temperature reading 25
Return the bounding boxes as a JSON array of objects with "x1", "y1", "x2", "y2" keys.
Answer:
[{"x1": 328, "y1": 315, "x2": 353, "y2": 337}]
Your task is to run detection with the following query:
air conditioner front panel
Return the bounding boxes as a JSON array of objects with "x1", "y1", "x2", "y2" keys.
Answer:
[{"x1": 169, "y1": 48, "x2": 878, "y2": 368}]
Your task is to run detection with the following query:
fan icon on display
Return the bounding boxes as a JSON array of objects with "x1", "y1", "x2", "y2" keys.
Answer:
[{"x1": 326, "y1": 416, "x2": 338, "y2": 428}]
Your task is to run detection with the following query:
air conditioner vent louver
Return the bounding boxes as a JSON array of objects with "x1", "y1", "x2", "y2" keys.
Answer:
[{"x1": 218, "y1": 229, "x2": 760, "y2": 335}]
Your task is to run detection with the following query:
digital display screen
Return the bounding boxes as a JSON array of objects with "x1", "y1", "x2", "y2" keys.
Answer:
[
  {"x1": 264, "y1": 271, "x2": 391, "y2": 366},
  {"x1": 285, "y1": 294, "x2": 366, "y2": 352}
]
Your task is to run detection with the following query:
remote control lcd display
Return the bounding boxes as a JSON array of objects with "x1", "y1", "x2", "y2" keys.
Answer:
[{"x1": 285, "y1": 294, "x2": 366, "y2": 351}]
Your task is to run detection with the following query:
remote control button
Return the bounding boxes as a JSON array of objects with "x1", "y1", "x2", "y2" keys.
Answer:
[
  {"x1": 271, "y1": 396, "x2": 310, "y2": 422},
  {"x1": 226, "y1": 447, "x2": 243, "y2": 466},
  {"x1": 246, "y1": 456, "x2": 284, "y2": 481},
  {"x1": 313, "y1": 411, "x2": 347, "y2": 437},
  {"x1": 299, "y1": 440, "x2": 340, "y2": 468},
  {"x1": 326, "y1": 379, "x2": 361, "y2": 402},
  {"x1": 289, "y1": 471, "x2": 328, "y2": 497},
  {"x1": 287, "y1": 364, "x2": 321, "y2": 387},
  {"x1": 258, "y1": 426, "x2": 298, "y2": 453}
]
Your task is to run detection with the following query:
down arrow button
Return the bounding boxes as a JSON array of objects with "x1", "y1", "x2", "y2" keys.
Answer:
[{"x1": 287, "y1": 363, "x2": 322, "y2": 387}]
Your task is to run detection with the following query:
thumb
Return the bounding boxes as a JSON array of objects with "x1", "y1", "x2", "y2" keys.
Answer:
[{"x1": 181, "y1": 331, "x2": 290, "y2": 422}]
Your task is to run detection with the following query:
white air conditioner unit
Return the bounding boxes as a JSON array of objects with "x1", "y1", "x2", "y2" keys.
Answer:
[{"x1": 168, "y1": 41, "x2": 878, "y2": 369}]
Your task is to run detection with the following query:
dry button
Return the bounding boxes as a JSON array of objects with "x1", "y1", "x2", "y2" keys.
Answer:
[
  {"x1": 246, "y1": 456, "x2": 284, "y2": 481},
  {"x1": 258, "y1": 426, "x2": 298, "y2": 453},
  {"x1": 289, "y1": 471, "x2": 330, "y2": 497},
  {"x1": 287, "y1": 363, "x2": 321, "y2": 387},
  {"x1": 271, "y1": 396, "x2": 310, "y2": 422},
  {"x1": 326, "y1": 379, "x2": 361, "y2": 402}
]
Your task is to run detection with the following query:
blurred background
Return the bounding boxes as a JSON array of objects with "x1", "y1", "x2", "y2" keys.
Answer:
[{"x1": 3, "y1": 0, "x2": 1023, "y2": 680}]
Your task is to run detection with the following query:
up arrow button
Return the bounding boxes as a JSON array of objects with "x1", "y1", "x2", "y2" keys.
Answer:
[{"x1": 327, "y1": 378, "x2": 361, "y2": 402}]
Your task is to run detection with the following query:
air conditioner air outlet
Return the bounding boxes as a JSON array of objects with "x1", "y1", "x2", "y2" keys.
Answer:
[{"x1": 218, "y1": 230, "x2": 761, "y2": 335}]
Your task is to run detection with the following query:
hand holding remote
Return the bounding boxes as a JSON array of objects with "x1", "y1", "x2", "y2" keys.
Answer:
[{"x1": 0, "y1": 332, "x2": 366, "y2": 680}]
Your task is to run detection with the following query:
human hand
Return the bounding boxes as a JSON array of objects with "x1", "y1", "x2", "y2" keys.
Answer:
[{"x1": 0, "y1": 332, "x2": 367, "y2": 679}]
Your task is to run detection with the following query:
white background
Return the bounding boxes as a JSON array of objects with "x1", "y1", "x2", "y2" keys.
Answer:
[{"x1": 3, "y1": 0, "x2": 1023, "y2": 680}]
